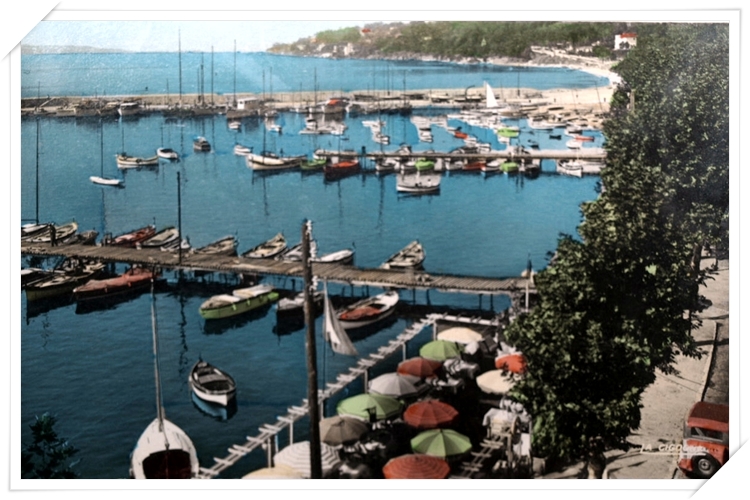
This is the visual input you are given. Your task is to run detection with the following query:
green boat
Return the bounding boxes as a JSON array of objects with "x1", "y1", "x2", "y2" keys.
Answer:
[
  {"x1": 415, "y1": 158, "x2": 435, "y2": 171},
  {"x1": 301, "y1": 158, "x2": 327, "y2": 171},
  {"x1": 497, "y1": 127, "x2": 520, "y2": 139},
  {"x1": 199, "y1": 284, "x2": 279, "y2": 320},
  {"x1": 501, "y1": 161, "x2": 519, "y2": 173}
]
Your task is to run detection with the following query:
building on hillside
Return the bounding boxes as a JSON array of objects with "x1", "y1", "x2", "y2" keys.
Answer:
[{"x1": 614, "y1": 33, "x2": 638, "y2": 50}]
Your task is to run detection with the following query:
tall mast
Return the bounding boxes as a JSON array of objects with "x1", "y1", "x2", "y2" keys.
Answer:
[
  {"x1": 178, "y1": 29, "x2": 183, "y2": 105},
  {"x1": 233, "y1": 40, "x2": 237, "y2": 107},
  {"x1": 150, "y1": 280, "x2": 166, "y2": 430},
  {"x1": 35, "y1": 118, "x2": 39, "y2": 224},
  {"x1": 211, "y1": 46, "x2": 214, "y2": 106}
]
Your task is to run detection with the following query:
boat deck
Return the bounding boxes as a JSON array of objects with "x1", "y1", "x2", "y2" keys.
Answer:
[{"x1": 21, "y1": 241, "x2": 533, "y2": 297}]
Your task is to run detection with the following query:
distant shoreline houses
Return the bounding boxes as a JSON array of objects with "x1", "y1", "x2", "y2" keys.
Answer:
[{"x1": 615, "y1": 33, "x2": 638, "y2": 50}]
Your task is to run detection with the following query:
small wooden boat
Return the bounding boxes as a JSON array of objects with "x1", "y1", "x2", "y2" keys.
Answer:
[
  {"x1": 160, "y1": 238, "x2": 191, "y2": 253},
  {"x1": 566, "y1": 139, "x2": 582, "y2": 150},
  {"x1": 277, "y1": 240, "x2": 317, "y2": 262},
  {"x1": 246, "y1": 151, "x2": 304, "y2": 170},
  {"x1": 141, "y1": 226, "x2": 180, "y2": 249},
  {"x1": 25, "y1": 260, "x2": 105, "y2": 301},
  {"x1": 25, "y1": 221, "x2": 79, "y2": 245},
  {"x1": 228, "y1": 120, "x2": 242, "y2": 130},
  {"x1": 396, "y1": 173, "x2": 441, "y2": 194},
  {"x1": 90, "y1": 175, "x2": 123, "y2": 187},
  {"x1": 414, "y1": 158, "x2": 435, "y2": 171},
  {"x1": 454, "y1": 131, "x2": 469, "y2": 139},
  {"x1": 482, "y1": 160, "x2": 501, "y2": 173},
  {"x1": 73, "y1": 266, "x2": 157, "y2": 302},
  {"x1": 21, "y1": 268, "x2": 51, "y2": 288},
  {"x1": 312, "y1": 248, "x2": 355, "y2": 265},
  {"x1": 241, "y1": 233, "x2": 287, "y2": 259},
  {"x1": 193, "y1": 136, "x2": 211, "y2": 152},
  {"x1": 199, "y1": 284, "x2": 279, "y2": 320},
  {"x1": 276, "y1": 290, "x2": 324, "y2": 317},
  {"x1": 74, "y1": 229, "x2": 99, "y2": 245},
  {"x1": 381, "y1": 241, "x2": 426, "y2": 270},
  {"x1": 463, "y1": 160, "x2": 486, "y2": 171},
  {"x1": 557, "y1": 160, "x2": 583, "y2": 178},
  {"x1": 107, "y1": 225, "x2": 156, "y2": 248},
  {"x1": 116, "y1": 153, "x2": 159, "y2": 168},
  {"x1": 233, "y1": 144, "x2": 252, "y2": 156},
  {"x1": 337, "y1": 291, "x2": 399, "y2": 330},
  {"x1": 574, "y1": 134, "x2": 595, "y2": 142},
  {"x1": 501, "y1": 161, "x2": 519, "y2": 174},
  {"x1": 193, "y1": 235, "x2": 238, "y2": 256},
  {"x1": 21, "y1": 222, "x2": 52, "y2": 240},
  {"x1": 301, "y1": 157, "x2": 327, "y2": 171},
  {"x1": 324, "y1": 157, "x2": 361, "y2": 181},
  {"x1": 157, "y1": 147, "x2": 180, "y2": 160},
  {"x1": 189, "y1": 360, "x2": 237, "y2": 406}
]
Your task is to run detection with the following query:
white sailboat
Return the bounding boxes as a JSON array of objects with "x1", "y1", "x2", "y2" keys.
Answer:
[
  {"x1": 90, "y1": 120, "x2": 123, "y2": 187},
  {"x1": 130, "y1": 282, "x2": 199, "y2": 479},
  {"x1": 323, "y1": 283, "x2": 358, "y2": 357}
]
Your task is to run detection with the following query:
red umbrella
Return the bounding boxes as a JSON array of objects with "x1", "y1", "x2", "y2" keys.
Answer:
[
  {"x1": 397, "y1": 357, "x2": 443, "y2": 379},
  {"x1": 403, "y1": 399, "x2": 459, "y2": 430},
  {"x1": 495, "y1": 353, "x2": 527, "y2": 374},
  {"x1": 382, "y1": 454, "x2": 451, "y2": 479}
]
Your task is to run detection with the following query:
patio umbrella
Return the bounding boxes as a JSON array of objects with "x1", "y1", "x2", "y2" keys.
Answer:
[
  {"x1": 410, "y1": 428, "x2": 472, "y2": 458},
  {"x1": 403, "y1": 399, "x2": 459, "y2": 430},
  {"x1": 383, "y1": 454, "x2": 451, "y2": 479},
  {"x1": 495, "y1": 353, "x2": 528, "y2": 374},
  {"x1": 319, "y1": 415, "x2": 369, "y2": 447},
  {"x1": 437, "y1": 327, "x2": 483, "y2": 345},
  {"x1": 397, "y1": 357, "x2": 444, "y2": 379},
  {"x1": 273, "y1": 440, "x2": 341, "y2": 478},
  {"x1": 419, "y1": 340, "x2": 463, "y2": 362},
  {"x1": 368, "y1": 372, "x2": 420, "y2": 398},
  {"x1": 476, "y1": 369, "x2": 517, "y2": 395},
  {"x1": 242, "y1": 464, "x2": 304, "y2": 479},
  {"x1": 336, "y1": 393, "x2": 403, "y2": 421}
]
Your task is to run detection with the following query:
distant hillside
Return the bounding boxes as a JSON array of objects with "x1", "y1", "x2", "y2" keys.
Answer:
[
  {"x1": 21, "y1": 45, "x2": 128, "y2": 55},
  {"x1": 268, "y1": 21, "x2": 649, "y2": 62}
]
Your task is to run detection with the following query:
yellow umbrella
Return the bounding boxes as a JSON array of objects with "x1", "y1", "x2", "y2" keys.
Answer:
[
  {"x1": 242, "y1": 464, "x2": 304, "y2": 479},
  {"x1": 437, "y1": 327, "x2": 483, "y2": 345}
]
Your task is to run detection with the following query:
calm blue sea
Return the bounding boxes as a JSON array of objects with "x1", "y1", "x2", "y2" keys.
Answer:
[{"x1": 20, "y1": 52, "x2": 603, "y2": 479}]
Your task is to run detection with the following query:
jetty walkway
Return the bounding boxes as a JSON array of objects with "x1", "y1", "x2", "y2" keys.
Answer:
[
  {"x1": 21, "y1": 241, "x2": 533, "y2": 297},
  {"x1": 197, "y1": 313, "x2": 502, "y2": 479},
  {"x1": 355, "y1": 149, "x2": 607, "y2": 162}
]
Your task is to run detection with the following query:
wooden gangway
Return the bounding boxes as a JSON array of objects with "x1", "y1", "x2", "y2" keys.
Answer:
[
  {"x1": 21, "y1": 241, "x2": 533, "y2": 297},
  {"x1": 318, "y1": 148, "x2": 607, "y2": 162},
  {"x1": 196, "y1": 312, "x2": 502, "y2": 479}
]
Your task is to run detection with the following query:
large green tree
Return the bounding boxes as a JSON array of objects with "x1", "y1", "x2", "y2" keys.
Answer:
[{"x1": 504, "y1": 23, "x2": 729, "y2": 477}]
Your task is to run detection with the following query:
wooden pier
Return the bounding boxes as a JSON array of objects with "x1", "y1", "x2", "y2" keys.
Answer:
[
  {"x1": 317, "y1": 148, "x2": 607, "y2": 162},
  {"x1": 21, "y1": 241, "x2": 533, "y2": 297}
]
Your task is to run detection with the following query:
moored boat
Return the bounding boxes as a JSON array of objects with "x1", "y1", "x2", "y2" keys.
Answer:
[
  {"x1": 312, "y1": 248, "x2": 355, "y2": 265},
  {"x1": 337, "y1": 290, "x2": 400, "y2": 330},
  {"x1": 277, "y1": 290, "x2": 324, "y2": 317},
  {"x1": 156, "y1": 147, "x2": 180, "y2": 160},
  {"x1": 193, "y1": 235, "x2": 238, "y2": 256},
  {"x1": 246, "y1": 151, "x2": 304, "y2": 170},
  {"x1": 72, "y1": 266, "x2": 157, "y2": 302},
  {"x1": 189, "y1": 360, "x2": 237, "y2": 406},
  {"x1": 324, "y1": 156, "x2": 361, "y2": 181},
  {"x1": 116, "y1": 153, "x2": 159, "y2": 168},
  {"x1": 21, "y1": 222, "x2": 52, "y2": 240},
  {"x1": 233, "y1": 144, "x2": 252, "y2": 156},
  {"x1": 241, "y1": 233, "x2": 287, "y2": 259},
  {"x1": 192, "y1": 137, "x2": 211, "y2": 152},
  {"x1": 25, "y1": 260, "x2": 105, "y2": 301},
  {"x1": 25, "y1": 221, "x2": 79, "y2": 245},
  {"x1": 107, "y1": 225, "x2": 156, "y2": 248},
  {"x1": 90, "y1": 175, "x2": 123, "y2": 187},
  {"x1": 199, "y1": 283, "x2": 279, "y2": 320},
  {"x1": 501, "y1": 161, "x2": 519, "y2": 174},
  {"x1": 396, "y1": 173, "x2": 441, "y2": 195},
  {"x1": 141, "y1": 226, "x2": 180, "y2": 249},
  {"x1": 381, "y1": 240, "x2": 426, "y2": 270}
]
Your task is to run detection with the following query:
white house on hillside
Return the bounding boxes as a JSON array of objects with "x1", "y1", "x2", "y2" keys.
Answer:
[{"x1": 615, "y1": 33, "x2": 638, "y2": 50}]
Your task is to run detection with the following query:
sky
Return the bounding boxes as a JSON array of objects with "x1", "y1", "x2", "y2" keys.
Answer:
[{"x1": 22, "y1": 20, "x2": 371, "y2": 53}]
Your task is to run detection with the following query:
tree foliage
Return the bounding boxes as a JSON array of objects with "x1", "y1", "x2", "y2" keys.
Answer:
[
  {"x1": 21, "y1": 413, "x2": 79, "y2": 479},
  {"x1": 504, "y1": 23, "x2": 729, "y2": 468}
]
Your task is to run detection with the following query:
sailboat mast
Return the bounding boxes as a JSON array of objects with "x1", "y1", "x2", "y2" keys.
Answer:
[
  {"x1": 35, "y1": 118, "x2": 39, "y2": 224},
  {"x1": 233, "y1": 40, "x2": 237, "y2": 107},
  {"x1": 150, "y1": 280, "x2": 166, "y2": 430},
  {"x1": 178, "y1": 29, "x2": 182, "y2": 105},
  {"x1": 100, "y1": 119, "x2": 104, "y2": 177}
]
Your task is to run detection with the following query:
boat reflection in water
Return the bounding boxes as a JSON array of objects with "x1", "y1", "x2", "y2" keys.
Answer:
[
  {"x1": 191, "y1": 392, "x2": 238, "y2": 422},
  {"x1": 201, "y1": 303, "x2": 274, "y2": 335}
]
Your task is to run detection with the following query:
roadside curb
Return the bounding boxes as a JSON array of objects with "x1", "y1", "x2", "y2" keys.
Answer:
[{"x1": 697, "y1": 321, "x2": 721, "y2": 403}]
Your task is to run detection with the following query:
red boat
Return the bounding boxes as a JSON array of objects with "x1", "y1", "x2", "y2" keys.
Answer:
[
  {"x1": 463, "y1": 160, "x2": 486, "y2": 171},
  {"x1": 73, "y1": 266, "x2": 158, "y2": 302},
  {"x1": 574, "y1": 135, "x2": 594, "y2": 142},
  {"x1": 108, "y1": 225, "x2": 156, "y2": 247},
  {"x1": 454, "y1": 131, "x2": 468, "y2": 139},
  {"x1": 324, "y1": 158, "x2": 361, "y2": 181}
]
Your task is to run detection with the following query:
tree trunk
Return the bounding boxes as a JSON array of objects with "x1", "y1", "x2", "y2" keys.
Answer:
[{"x1": 585, "y1": 436, "x2": 606, "y2": 479}]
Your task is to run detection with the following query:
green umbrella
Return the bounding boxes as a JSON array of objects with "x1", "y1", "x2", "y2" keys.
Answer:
[
  {"x1": 336, "y1": 393, "x2": 403, "y2": 421},
  {"x1": 410, "y1": 428, "x2": 472, "y2": 458},
  {"x1": 419, "y1": 340, "x2": 463, "y2": 361}
]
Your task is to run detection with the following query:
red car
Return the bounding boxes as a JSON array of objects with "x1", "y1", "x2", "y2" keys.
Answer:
[{"x1": 677, "y1": 402, "x2": 729, "y2": 479}]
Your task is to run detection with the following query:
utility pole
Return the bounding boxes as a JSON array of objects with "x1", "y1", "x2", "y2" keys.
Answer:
[{"x1": 302, "y1": 220, "x2": 322, "y2": 479}]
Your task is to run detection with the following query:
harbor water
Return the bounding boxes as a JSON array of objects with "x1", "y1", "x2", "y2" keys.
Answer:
[{"x1": 20, "y1": 53, "x2": 604, "y2": 479}]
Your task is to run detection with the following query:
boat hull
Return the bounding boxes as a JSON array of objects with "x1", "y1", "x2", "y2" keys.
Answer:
[
  {"x1": 189, "y1": 361, "x2": 237, "y2": 406},
  {"x1": 337, "y1": 291, "x2": 400, "y2": 330},
  {"x1": 130, "y1": 418, "x2": 199, "y2": 479},
  {"x1": 199, "y1": 290, "x2": 279, "y2": 320}
]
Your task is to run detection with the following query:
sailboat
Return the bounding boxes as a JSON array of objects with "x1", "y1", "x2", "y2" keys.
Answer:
[
  {"x1": 90, "y1": 120, "x2": 124, "y2": 187},
  {"x1": 323, "y1": 282, "x2": 358, "y2": 356},
  {"x1": 130, "y1": 281, "x2": 199, "y2": 479}
]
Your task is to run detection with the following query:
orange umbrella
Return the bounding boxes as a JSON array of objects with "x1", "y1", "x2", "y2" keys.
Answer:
[
  {"x1": 382, "y1": 454, "x2": 450, "y2": 479},
  {"x1": 494, "y1": 353, "x2": 527, "y2": 374},
  {"x1": 397, "y1": 357, "x2": 444, "y2": 379},
  {"x1": 403, "y1": 399, "x2": 459, "y2": 430}
]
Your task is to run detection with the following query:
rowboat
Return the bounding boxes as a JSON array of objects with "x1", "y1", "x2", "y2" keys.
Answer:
[
  {"x1": 277, "y1": 240, "x2": 318, "y2": 262},
  {"x1": 337, "y1": 291, "x2": 400, "y2": 330},
  {"x1": 25, "y1": 260, "x2": 106, "y2": 301},
  {"x1": 189, "y1": 360, "x2": 236, "y2": 406},
  {"x1": 73, "y1": 266, "x2": 157, "y2": 302},
  {"x1": 116, "y1": 153, "x2": 159, "y2": 168},
  {"x1": 21, "y1": 222, "x2": 52, "y2": 240},
  {"x1": 396, "y1": 173, "x2": 441, "y2": 195},
  {"x1": 90, "y1": 175, "x2": 123, "y2": 187},
  {"x1": 107, "y1": 225, "x2": 156, "y2": 248},
  {"x1": 324, "y1": 157, "x2": 361, "y2": 181},
  {"x1": 277, "y1": 290, "x2": 324, "y2": 317},
  {"x1": 193, "y1": 235, "x2": 238, "y2": 256},
  {"x1": 312, "y1": 248, "x2": 355, "y2": 265},
  {"x1": 241, "y1": 233, "x2": 287, "y2": 259},
  {"x1": 246, "y1": 151, "x2": 304, "y2": 170},
  {"x1": 141, "y1": 226, "x2": 180, "y2": 249},
  {"x1": 199, "y1": 284, "x2": 279, "y2": 320},
  {"x1": 24, "y1": 221, "x2": 79, "y2": 245},
  {"x1": 381, "y1": 241, "x2": 426, "y2": 270},
  {"x1": 233, "y1": 144, "x2": 252, "y2": 156},
  {"x1": 157, "y1": 147, "x2": 180, "y2": 160},
  {"x1": 501, "y1": 161, "x2": 519, "y2": 174}
]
